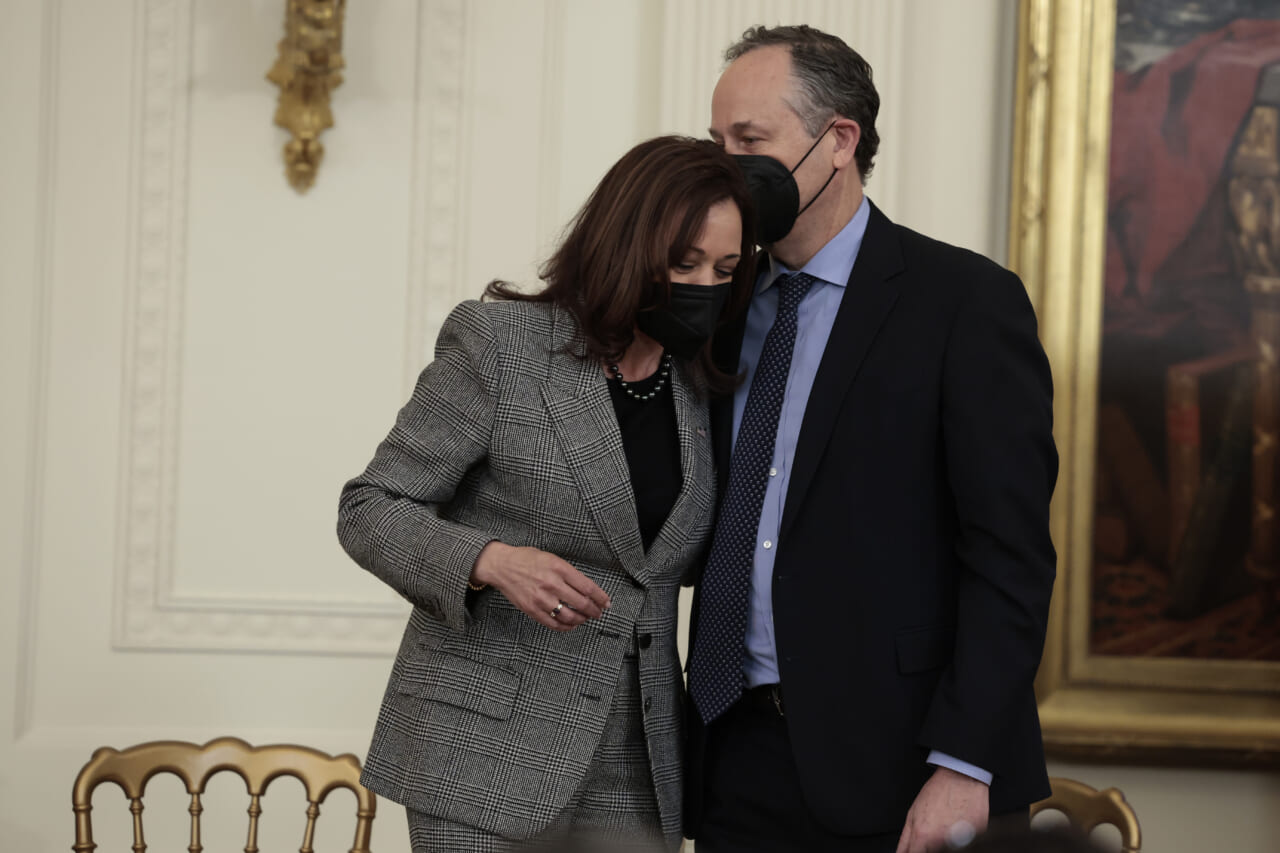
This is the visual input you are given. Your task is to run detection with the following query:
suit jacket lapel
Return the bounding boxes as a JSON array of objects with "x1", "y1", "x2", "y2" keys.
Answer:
[
  {"x1": 710, "y1": 283, "x2": 752, "y2": 496},
  {"x1": 779, "y1": 201, "x2": 905, "y2": 541},
  {"x1": 540, "y1": 308, "x2": 649, "y2": 586}
]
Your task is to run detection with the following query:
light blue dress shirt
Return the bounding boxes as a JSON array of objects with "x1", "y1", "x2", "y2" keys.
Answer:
[{"x1": 730, "y1": 196, "x2": 991, "y2": 786}]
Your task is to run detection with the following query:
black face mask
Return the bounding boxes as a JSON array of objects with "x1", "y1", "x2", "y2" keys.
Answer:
[
  {"x1": 636, "y1": 281, "x2": 732, "y2": 360},
  {"x1": 733, "y1": 122, "x2": 838, "y2": 244}
]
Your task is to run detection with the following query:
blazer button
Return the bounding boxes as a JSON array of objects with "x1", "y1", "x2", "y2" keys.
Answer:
[
  {"x1": 643, "y1": 696, "x2": 653, "y2": 713},
  {"x1": 638, "y1": 633, "x2": 652, "y2": 650}
]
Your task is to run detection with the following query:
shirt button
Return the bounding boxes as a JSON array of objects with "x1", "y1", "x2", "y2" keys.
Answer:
[
  {"x1": 763, "y1": 540, "x2": 773, "y2": 550},
  {"x1": 769, "y1": 467, "x2": 778, "y2": 477}
]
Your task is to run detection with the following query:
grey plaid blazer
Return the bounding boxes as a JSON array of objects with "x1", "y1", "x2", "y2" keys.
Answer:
[{"x1": 337, "y1": 299, "x2": 716, "y2": 840}]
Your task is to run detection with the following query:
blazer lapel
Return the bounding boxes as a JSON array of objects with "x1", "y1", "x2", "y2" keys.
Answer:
[
  {"x1": 644, "y1": 362, "x2": 715, "y2": 574},
  {"x1": 540, "y1": 309, "x2": 649, "y2": 586},
  {"x1": 779, "y1": 202, "x2": 906, "y2": 541}
]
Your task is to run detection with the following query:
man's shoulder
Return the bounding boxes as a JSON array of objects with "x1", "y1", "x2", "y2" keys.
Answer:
[
  {"x1": 880, "y1": 217, "x2": 1013, "y2": 284},
  {"x1": 868, "y1": 215, "x2": 1040, "y2": 335}
]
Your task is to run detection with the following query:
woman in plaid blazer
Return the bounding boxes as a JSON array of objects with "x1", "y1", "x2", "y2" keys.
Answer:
[{"x1": 338, "y1": 136, "x2": 756, "y2": 851}]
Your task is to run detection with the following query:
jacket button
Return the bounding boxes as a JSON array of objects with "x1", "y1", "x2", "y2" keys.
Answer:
[
  {"x1": 638, "y1": 633, "x2": 652, "y2": 650},
  {"x1": 643, "y1": 696, "x2": 653, "y2": 713}
]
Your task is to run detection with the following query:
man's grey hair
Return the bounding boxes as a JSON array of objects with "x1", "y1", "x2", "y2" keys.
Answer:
[{"x1": 725, "y1": 24, "x2": 880, "y2": 180}]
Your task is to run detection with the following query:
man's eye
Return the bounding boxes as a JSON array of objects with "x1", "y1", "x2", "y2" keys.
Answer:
[{"x1": 741, "y1": 136, "x2": 759, "y2": 145}]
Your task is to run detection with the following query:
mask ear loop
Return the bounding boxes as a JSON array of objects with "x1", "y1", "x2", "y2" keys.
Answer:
[
  {"x1": 790, "y1": 120, "x2": 840, "y2": 219},
  {"x1": 796, "y1": 168, "x2": 837, "y2": 218}
]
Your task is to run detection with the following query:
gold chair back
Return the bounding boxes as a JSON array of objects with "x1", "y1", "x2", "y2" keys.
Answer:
[
  {"x1": 71, "y1": 736, "x2": 375, "y2": 853},
  {"x1": 1031, "y1": 776, "x2": 1141, "y2": 852}
]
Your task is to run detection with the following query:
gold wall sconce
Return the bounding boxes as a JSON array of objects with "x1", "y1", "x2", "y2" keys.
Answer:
[{"x1": 266, "y1": 0, "x2": 347, "y2": 192}]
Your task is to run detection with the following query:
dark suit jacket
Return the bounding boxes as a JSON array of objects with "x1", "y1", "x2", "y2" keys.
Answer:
[{"x1": 686, "y1": 202, "x2": 1058, "y2": 837}]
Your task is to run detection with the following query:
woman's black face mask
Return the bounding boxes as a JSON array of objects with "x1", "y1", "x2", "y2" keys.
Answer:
[{"x1": 636, "y1": 281, "x2": 732, "y2": 360}]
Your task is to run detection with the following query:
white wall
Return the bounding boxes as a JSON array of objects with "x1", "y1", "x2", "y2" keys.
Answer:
[{"x1": 0, "y1": 2, "x2": 1274, "y2": 851}]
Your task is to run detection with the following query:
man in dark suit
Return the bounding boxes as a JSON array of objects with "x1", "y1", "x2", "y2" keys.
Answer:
[{"x1": 685, "y1": 25, "x2": 1059, "y2": 853}]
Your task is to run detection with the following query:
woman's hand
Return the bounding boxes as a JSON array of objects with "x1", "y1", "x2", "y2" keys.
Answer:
[{"x1": 471, "y1": 541, "x2": 612, "y2": 631}]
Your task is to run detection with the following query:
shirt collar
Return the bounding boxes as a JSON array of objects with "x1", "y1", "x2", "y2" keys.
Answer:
[{"x1": 759, "y1": 196, "x2": 871, "y2": 294}]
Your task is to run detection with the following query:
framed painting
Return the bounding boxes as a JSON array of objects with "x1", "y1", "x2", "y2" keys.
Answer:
[{"x1": 1009, "y1": 0, "x2": 1280, "y2": 765}]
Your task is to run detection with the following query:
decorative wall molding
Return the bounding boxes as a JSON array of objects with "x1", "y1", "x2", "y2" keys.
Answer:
[
  {"x1": 114, "y1": 0, "x2": 191, "y2": 652},
  {"x1": 404, "y1": 0, "x2": 469, "y2": 379},
  {"x1": 14, "y1": 0, "x2": 63, "y2": 737},
  {"x1": 114, "y1": 0, "x2": 467, "y2": 655}
]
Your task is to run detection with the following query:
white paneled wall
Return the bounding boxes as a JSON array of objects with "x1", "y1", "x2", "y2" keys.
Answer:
[{"x1": 0, "y1": 2, "x2": 1274, "y2": 851}]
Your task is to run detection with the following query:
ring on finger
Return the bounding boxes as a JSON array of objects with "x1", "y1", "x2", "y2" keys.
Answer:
[{"x1": 550, "y1": 602, "x2": 565, "y2": 619}]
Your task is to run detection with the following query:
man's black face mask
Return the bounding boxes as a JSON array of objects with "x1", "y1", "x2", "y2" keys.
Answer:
[{"x1": 732, "y1": 122, "x2": 838, "y2": 244}]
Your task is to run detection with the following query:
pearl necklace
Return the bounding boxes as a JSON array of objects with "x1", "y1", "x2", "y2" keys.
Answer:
[{"x1": 608, "y1": 353, "x2": 672, "y2": 402}]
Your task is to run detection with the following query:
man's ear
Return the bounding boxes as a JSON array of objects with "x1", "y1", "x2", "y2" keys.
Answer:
[{"x1": 832, "y1": 119, "x2": 861, "y2": 170}]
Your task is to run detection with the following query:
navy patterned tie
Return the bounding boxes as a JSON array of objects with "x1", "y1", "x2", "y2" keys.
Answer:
[{"x1": 689, "y1": 272, "x2": 815, "y2": 724}]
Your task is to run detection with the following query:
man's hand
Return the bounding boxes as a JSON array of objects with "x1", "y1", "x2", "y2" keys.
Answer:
[{"x1": 896, "y1": 766, "x2": 989, "y2": 853}]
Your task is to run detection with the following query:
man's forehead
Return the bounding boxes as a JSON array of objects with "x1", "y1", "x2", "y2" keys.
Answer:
[
  {"x1": 721, "y1": 51, "x2": 789, "y2": 85},
  {"x1": 713, "y1": 52, "x2": 795, "y2": 111}
]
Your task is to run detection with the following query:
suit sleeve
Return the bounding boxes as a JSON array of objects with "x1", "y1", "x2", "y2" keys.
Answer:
[
  {"x1": 336, "y1": 299, "x2": 500, "y2": 633},
  {"x1": 918, "y1": 267, "x2": 1058, "y2": 776}
]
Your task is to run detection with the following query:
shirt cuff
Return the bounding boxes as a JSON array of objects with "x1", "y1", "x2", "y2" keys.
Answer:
[{"x1": 927, "y1": 751, "x2": 993, "y2": 786}]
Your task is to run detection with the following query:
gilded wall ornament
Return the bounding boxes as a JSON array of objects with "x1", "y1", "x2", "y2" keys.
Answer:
[{"x1": 266, "y1": 0, "x2": 347, "y2": 192}]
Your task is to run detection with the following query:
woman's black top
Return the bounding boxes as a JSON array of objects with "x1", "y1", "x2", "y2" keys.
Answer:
[{"x1": 606, "y1": 369, "x2": 682, "y2": 551}]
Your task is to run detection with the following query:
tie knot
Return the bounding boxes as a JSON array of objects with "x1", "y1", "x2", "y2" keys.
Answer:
[{"x1": 777, "y1": 273, "x2": 815, "y2": 314}]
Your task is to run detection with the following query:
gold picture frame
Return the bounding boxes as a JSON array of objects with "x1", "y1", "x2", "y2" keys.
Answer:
[{"x1": 1009, "y1": 0, "x2": 1280, "y2": 766}]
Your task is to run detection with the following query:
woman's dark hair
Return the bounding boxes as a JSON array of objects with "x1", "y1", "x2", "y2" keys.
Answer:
[{"x1": 485, "y1": 135, "x2": 756, "y2": 393}]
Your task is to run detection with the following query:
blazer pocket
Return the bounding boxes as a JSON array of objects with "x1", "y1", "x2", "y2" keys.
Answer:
[
  {"x1": 895, "y1": 624, "x2": 953, "y2": 674},
  {"x1": 398, "y1": 650, "x2": 520, "y2": 720}
]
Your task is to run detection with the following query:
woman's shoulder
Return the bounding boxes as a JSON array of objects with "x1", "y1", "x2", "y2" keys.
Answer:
[
  {"x1": 440, "y1": 298, "x2": 559, "y2": 339},
  {"x1": 477, "y1": 297, "x2": 560, "y2": 332},
  {"x1": 439, "y1": 298, "x2": 567, "y2": 372}
]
